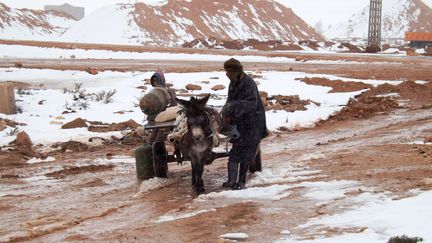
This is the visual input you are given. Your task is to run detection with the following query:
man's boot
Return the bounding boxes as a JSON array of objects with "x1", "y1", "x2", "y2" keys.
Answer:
[
  {"x1": 235, "y1": 161, "x2": 249, "y2": 190},
  {"x1": 222, "y1": 162, "x2": 238, "y2": 189}
]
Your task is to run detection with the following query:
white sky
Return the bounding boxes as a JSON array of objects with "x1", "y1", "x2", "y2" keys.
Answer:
[
  {"x1": 2, "y1": 0, "x2": 432, "y2": 27},
  {"x1": 0, "y1": 0, "x2": 165, "y2": 13},
  {"x1": 276, "y1": 0, "x2": 370, "y2": 27}
]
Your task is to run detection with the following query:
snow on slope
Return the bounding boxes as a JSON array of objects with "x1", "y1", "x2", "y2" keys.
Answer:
[
  {"x1": 60, "y1": 0, "x2": 324, "y2": 46},
  {"x1": 275, "y1": 0, "x2": 369, "y2": 33},
  {"x1": 325, "y1": 0, "x2": 432, "y2": 39},
  {"x1": 0, "y1": 3, "x2": 76, "y2": 41},
  {"x1": 59, "y1": 5, "x2": 152, "y2": 45}
]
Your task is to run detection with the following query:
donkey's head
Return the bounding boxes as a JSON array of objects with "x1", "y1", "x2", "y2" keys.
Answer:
[{"x1": 176, "y1": 94, "x2": 211, "y2": 142}]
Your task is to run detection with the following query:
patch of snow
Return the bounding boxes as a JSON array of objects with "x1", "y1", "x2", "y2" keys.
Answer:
[
  {"x1": 93, "y1": 156, "x2": 135, "y2": 164},
  {"x1": 376, "y1": 93, "x2": 400, "y2": 98},
  {"x1": 299, "y1": 180, "x2": 360, "y2": 202},
  {"x1": 27, "y1": 156, "x2": 56, "y2": 164},
  {"x1": 415, "y1": 49, "x2": 426, "y2": 54},
  {"x1": 155, "y1": 209, "x2": 216, "y2": 223},
  {"x1": 143, "y1": 0, "x2": 168, "y2": 7},
  {"x1": 299, "y1": 152, "x2": 326, "y2": 161},
  {"x1": 380, "y1": 48, "x2": 403, "y2": 54},
  {"x1": 200, "y1": 184, "x2": 292, "y2": 201},
  {"x1": 219, "y1": 233, "x2": 249, "y2": 240},
  {"x1": 0, "y1": 68, "x2": 404, "y2": 146},
  {"x1": 249, "y1": 167, "x2": 323, "y2": 186},
  {"x1": 60, "y1": 4, "x2": 151, "y2": 45},
  {"x1": 134, "y1": 177, "x2": 179, "y2": 197},
  {"x1": 279, "y1": 191, "x2": 432, "y2": 242}
]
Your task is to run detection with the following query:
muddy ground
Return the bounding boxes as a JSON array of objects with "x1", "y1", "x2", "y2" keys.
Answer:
[
  {"x1": 1, "y1": 39, "x2": 432, "y2": 82},
  {"x1": 0, "y1": 43, "x2": 431, "y2": 242}
]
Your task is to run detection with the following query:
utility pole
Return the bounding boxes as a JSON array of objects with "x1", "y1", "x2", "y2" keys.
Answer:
[{"x1": 367, "y1": 0, "x2": 382, "y2": 53}]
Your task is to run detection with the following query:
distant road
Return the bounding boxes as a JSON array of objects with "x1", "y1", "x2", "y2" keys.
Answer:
[{"x1": 1, "y1": 39, "x2": 431, "y2": 81}]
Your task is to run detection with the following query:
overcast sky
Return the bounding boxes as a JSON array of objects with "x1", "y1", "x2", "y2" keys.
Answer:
[
  {"x1": 2, "y1": 0, "x2": 432, "y2": 26},
  {"x1": 1, "y1": 0, "x2": 165, "y2": 13}
]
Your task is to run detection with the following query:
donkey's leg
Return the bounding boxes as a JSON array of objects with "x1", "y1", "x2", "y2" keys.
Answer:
[
  {"x1": 191, "y1": 162, "x2": 197, "y2": 185},
  {"x1": 191, "y1": 156, "x2": 205, "y2": 193},
  {"x1": 195, "y1": 161, "x2": 205, "y2": 194}
]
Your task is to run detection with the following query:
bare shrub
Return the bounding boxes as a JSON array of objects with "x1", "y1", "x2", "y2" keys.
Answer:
[
  {"x1": 78, "y1": 90, "x2": 87, "y2": 100},
  {"x1": 73, "y1": 100, "x2": 89, "y2": 110},
  {"x1": 17, "y1": 89, "x2": 32, "y2": 95},
  {"x1": 103, "y1": 89, "x2": 117, "y2": 104},
  {"x1": 72, "y1": 82, "x2": 83, "y2": 94},
  {"x1": 95, "y1": 90, "x2": 107, "y2": 102},
  {"x1": 63, "y1": 83, "x2": 116, "y2": 109},
  {"x1": 15, "y1": 105, "x2": 23, "y2": 114},
  {"x1": 133, "y1": 96, "x2": 141, "y2": 108},
  {"x1": 94, "y1": 89, "x2": 117, "y2": 104},
  {"x1": 64, "y1": 101, "x2": 72, "y2": 110},
  {"x1": 388, "y1": 235, "x2": 423, "y2": 243},
  {"x1": 6, "y1": 128, "x2": 19, "y2": 136}
]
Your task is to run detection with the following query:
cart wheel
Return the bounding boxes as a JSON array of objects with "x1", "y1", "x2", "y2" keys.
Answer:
[
  {"x1": 249, "y1": 146, "x2": 262, "y2": 173},
  {"x1": 152, "y1": 142, "x2": 168, "y2": 178}
]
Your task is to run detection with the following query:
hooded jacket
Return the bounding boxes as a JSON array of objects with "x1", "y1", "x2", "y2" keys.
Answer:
[{"x1": 150, "y1": 71, "x2": 177, "y2": 107}]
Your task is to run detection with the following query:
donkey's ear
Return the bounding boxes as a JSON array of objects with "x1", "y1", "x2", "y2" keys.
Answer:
[
  {"x1": 198, "y1": 94, "x2": 210, "y2": 106},
  {"x1": 176, "y1": 97, "x2": 190, "y2": 107}
]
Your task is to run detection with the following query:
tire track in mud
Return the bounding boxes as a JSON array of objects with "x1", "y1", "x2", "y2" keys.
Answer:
[{"x1": 1, "y1": 108, "x2": 431, "y2": 242}]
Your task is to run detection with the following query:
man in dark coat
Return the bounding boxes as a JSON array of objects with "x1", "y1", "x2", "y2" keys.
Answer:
[{"x1": 221, "y1": 58, "x2": 268, "y2": 190}]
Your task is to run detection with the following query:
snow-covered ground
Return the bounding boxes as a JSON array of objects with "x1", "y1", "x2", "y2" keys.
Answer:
[
  {"x1": 0, "y1": 67, "x2": 410, "y2": 147},
  {"x1": 277, "y1": 190, "x2": 432, "y2": 242},
  {"x1": 0, "y1": 44, "x2": 297, "y2": 62},
  {"x1": 153, "y1": 155, "x2": 432, "y2": 242},
  {"x1": 0, "y1": 44, "x2": 411, "y2": 62}
]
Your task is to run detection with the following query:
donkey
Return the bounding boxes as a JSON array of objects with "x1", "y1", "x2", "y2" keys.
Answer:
[{"x1": 176, "y1": 94, "x2": 220, "y2": 194}]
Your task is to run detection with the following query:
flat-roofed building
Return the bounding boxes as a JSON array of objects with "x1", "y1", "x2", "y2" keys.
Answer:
[
  {"x1": 44, "y1": 3, "x2": 84, "y2": 20},
  {"x1": 405, "y1": 32, "x2": 432, "y2": 49}
]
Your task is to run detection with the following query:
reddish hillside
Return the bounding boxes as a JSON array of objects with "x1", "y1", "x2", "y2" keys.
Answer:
[
  {"x1": 61, "y1": 0, "x2": 324, "y2": 46},
  {"x1": 0, "y1": 2, "x2": 76, "y2": 40}
]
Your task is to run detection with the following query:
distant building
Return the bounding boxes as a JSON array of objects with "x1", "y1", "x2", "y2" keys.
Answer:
[
  {"x1": 44, "y1": 3, "x2": 85, "y2": 20},
  {"x1": 405, "y1": 32, "x2": 432, "y2": 49}
]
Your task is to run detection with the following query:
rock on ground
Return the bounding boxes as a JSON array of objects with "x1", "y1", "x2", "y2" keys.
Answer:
[
  {"x1": 211, "y1": 85, "x2": 225, "y2": 91},
  {"x1": 0, "y1": 121, "x2": 6, "y2": 131},
  {"x1": 62, "y1": 118, "x2": 88, "y2": 129},
  {"x1": 186, "y1": 84, "x2": 202, "y2": 90},
  {"x1": 11, "y1": 131, "x2": 32, "y2": 147}
]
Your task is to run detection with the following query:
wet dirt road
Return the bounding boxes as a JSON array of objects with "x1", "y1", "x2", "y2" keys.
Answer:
[
  {"x1": 1, "y1": 39, "x2": 432, "y2": 82},
  {"x1": 1, "y1": 107, "x2": 431, "y2": 242},
  {"x1": 1, "y1": 56, "x2": 432, "y2": 82},
  {"x1": 1, "y1": 42, "x2": 432, "y2": 241}
]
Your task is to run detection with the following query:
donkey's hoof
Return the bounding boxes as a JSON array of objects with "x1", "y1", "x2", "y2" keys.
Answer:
[{"x1": 196, "y1": 187, "x2": 206, "y2": 194}]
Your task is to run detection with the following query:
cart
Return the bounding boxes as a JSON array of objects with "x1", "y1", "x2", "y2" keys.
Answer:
[
  {"x1": 135, "y1": 121, "x2": 229, "y2": 179},
  {"x1": 135, "y1": 121, "x2": 262, "y2": 180}
]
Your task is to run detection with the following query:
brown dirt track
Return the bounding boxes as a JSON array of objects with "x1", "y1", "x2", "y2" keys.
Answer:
[
  {"x1": 0, "y1": 40, "x2": 431, "y2": 242},
  {"x1": 1, "y1": 39, "x2": 432, "y2": 82}
]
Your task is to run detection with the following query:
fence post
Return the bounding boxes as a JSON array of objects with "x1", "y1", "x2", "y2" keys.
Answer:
[{"x1": 0, "y1": 82, "x2": 16, "y2": 115}]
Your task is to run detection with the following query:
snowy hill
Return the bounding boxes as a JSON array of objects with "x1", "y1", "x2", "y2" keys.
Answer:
[
  {"x1": 0, "y1": 3, "x2": 77, "y2": 41},
  {"x1": 325, "y1": 0, "x2": 432, "y2": 39},
  {"x1": 60, "y1": 0, "x2": 324, "y2": 46}
]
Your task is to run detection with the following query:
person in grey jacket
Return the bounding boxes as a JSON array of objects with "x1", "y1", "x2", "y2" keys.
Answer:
[{"x1": 148, "y1": 71, "x2": 178, "y2": 143}]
